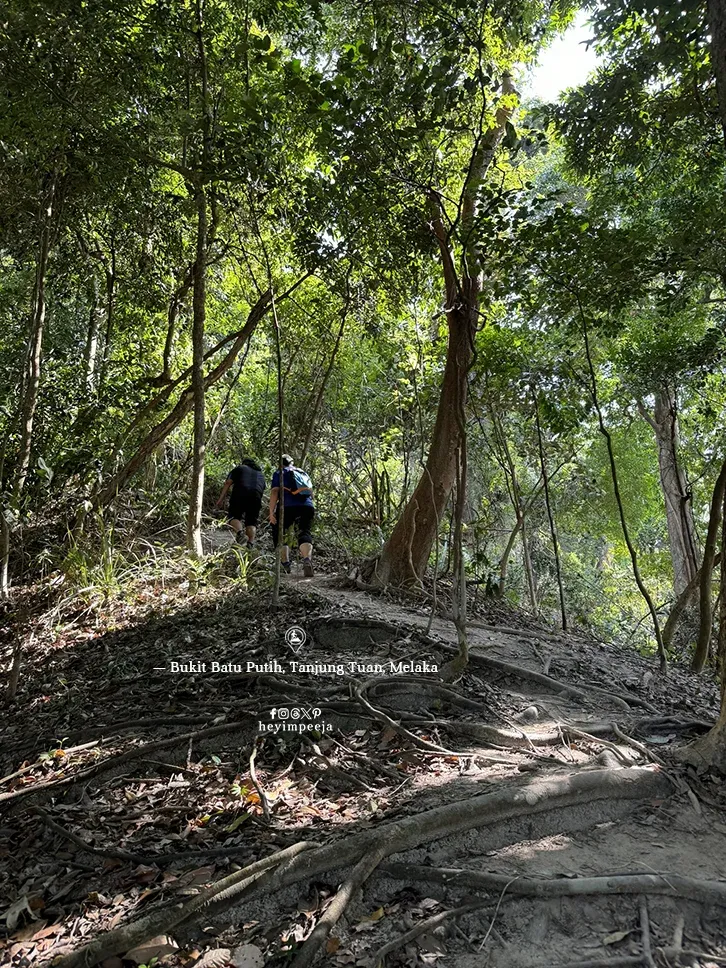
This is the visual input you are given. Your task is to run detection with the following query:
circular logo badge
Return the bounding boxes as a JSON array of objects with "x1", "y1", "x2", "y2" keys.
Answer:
[{"x1": 285, "y1": 626, "x2": 307, "y2": 650}]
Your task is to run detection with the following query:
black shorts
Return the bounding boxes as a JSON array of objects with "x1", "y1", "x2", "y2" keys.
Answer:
[
  {"x1": 271, "y1": 505, "x2": 314, "y2": 547},
  {"x1": 228, "y1": 489, "x2": 262, "y2": 527}
]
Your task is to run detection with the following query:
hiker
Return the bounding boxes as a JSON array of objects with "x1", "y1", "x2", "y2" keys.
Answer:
[
  {"x1": 269, "y1": 454, "x2": 315, "y2": 576},
  {"x1": 215, "y1": 457, "x2": 265, "y2": 547}
]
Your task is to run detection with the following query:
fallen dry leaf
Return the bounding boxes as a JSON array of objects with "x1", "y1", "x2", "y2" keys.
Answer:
[
  {"x1": 3, "y1": 896, "x2": 36, "y2": 933},
  {"x1": 125, "y1": 934, "x2": 179, "y2": 964},
  {"x1": 603, "y1": 929, "x2": 631, "y2": 945},
  {"x1": 192, "y1": 948, "x2": 231, "y2": 968}
]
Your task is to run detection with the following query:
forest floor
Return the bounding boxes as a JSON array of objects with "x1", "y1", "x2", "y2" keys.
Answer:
[{"x1": 2, "y1": 527, "x2": 726, "y2": 968}]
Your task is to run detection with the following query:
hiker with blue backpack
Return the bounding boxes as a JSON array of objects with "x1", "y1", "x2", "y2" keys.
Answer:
[{"x1": 269, "y1": 454, "x2": 315, "y2": 576}]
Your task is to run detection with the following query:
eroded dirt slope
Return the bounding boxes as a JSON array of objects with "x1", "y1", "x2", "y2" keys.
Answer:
[{"x1": 1, "y1": 549, "x2": 725, "y2": 968}]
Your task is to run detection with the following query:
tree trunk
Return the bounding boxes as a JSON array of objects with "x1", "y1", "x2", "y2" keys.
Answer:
[
  {"x1": 186, "y1": 184, "x2": 207, "y2": 557},
  {"x1": 372, "y1": 74, "x2": 517, "y2": 586},
  {"x1": 374, "y1": 299, "x2": 474, "y2": 585},
  {"x1": 84, "y1": 274, "x2": 101, "y2": 389},
  {"x1": 15, "y1": 175, "x2": 56, "y2": 497},
  {"x1": 683, "y1": 0, "x2": 726, "y2": 765},
  {"x1": 693, "y1": 456, "x2": 726, "y2": 672},
  {"x1": 534, "y1": 389, "x2": 567, "y2": 630},
  {"x1": 161, "y1": 266, "x2": 194, "y2": 383},
  {"x1": 299, "y1": 295, "x2": 348, "y2": 463},
  {"x1": 640, "y1": 390, "x2": 699, "y2": 596},
  {"x1": 520, "y1": 507, "x2": 538, "y2": 614},
  {"x1": 94, "y1": 292, "x2": 271, "y2": 511},
  {"x1": 581, "y1": 309, "x2": 667, "y2": 671},
  {"x1": 685, "y1": 490, "x2": 726, "y2": 768},
  {"x1": 663, "y1": 552, "x2": 721, "y2": 652},
  {"x1": 497, "y1": 518, "x2": 522, "y2": 596},
  {"x1": 186, "y1": 0, "x2": 211, "y2": 558}
]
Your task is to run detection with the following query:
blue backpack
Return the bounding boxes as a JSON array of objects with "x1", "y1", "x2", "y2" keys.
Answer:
[{"x1": 284, "y1": 466, "x2": 313, "y2": 497}]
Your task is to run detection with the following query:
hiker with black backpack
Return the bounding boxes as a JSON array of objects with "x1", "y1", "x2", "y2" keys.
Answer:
[
  {"x1": 215, "y1": 457, "x2": 266, "y2": 548},
  {"x1": 269, "y1": 454, "x2": 315, "y2": 576}
]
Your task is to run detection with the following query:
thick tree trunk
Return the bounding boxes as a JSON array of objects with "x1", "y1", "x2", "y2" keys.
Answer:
[
  {"x1": 640, "y1": 390, "x2": 699, "y2": 595},
  {"x1": 373, "y1": 75, "x2": 517, "y2": 586},
  {"x1": 373, "y1": 299, "x2": 475, "y2": 585},
  {"x1": 186, "y1": 185, "x2": 207, "y2": 557}
]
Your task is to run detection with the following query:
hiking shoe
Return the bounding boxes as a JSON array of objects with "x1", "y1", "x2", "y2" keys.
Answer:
[
  {"x1": 282, "y1": 561, "x2": 292, "y2": 575},
  {"x1": 301, "y1": 557, "x2": 314, "y2": 578},
  {"x1": 235, "y1": 532, "x2": 246, "y2": 545},
  {"x1": 246, "y1": 540, "x2": 255, "y2": 550}
]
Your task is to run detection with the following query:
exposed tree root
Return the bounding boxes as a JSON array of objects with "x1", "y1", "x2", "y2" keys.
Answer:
[
  {"x1": 54, "y1": 842, "x2": 315, "y2": 968},
  {"x1": 370, "y1": 898, "x2": 488, "y2": 962},
  {"x1": 30, "y1": 807, "x2": 147, "y2": 865},
  {"x1": 290, "y1": 843, "x2": 389, "y2": 968},
  {"x1": 639, "y1": 895, "x2": 656, "y2": 968},
  {"x1": 0, "y1": 718, "x2": 256, "y2": 813},
  {"x1": 55, "y1": 767, "x2": 670, "y2": 967},
  {"x1": 354, "y1": 680, "x2": 469, "y2": 756},
  {"x1": 378, "y1": 864, "x2": 726, "y2": 905},
  {"x1": 31, "y1": 805, "x2": 259, "y2": 868}
]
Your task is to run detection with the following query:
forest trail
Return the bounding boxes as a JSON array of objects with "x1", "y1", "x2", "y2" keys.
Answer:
[{"x1": 3, "y1": 539, "x2": 725, "y2": 968}]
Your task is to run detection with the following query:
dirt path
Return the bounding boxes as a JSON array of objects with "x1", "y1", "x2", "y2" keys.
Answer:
[{"x1": 1, "y1": 549, "x2": 725, "y2": 968}]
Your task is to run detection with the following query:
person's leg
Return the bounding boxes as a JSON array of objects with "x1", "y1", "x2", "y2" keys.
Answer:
[
  {"x1": 298, "y1": 508, "x2": 314, "y2": 576},
  {"x1": 244, "y1": 492, "x2": 261, "y2": 547},
  {"x1": 272, "y1": 514, "x2": 292, "y2": 572},
  {"x1": 228, "y1": 501, "x2": 244, "y2": 542}
]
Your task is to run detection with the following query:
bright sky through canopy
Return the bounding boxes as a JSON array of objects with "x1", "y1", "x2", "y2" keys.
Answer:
[{"x1": 526, "y1": 10, "x2": 600, "y2": 102}]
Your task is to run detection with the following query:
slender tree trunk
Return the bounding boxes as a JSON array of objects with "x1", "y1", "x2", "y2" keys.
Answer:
[
  {"x1": 97, "y1": 261, "x2": 116, "y2": 392},
  {"x1": 84, "y1": 274, "x2": 101, "y2": 389},
  {"x1": 447, "y1": 441, "x2": 469, "y2": 674},
  {"x1": 639, "y1": 390, "x2": 699, "y2": 595},
  {"x1": 0, "y1": 511, "x2": 10, "y2": 599},
  {"x1": 187, "y1": 184, "x2": 207, "y2": 557},
  {"x1": 272, "y1": 290, "x2": 285, "y2": 607},
  {"x1": 533, "y1": 390, "x2": 567, "y2": 630},
  {"x1": 693, "y1": 456, "x2": 726, "y2": 671},
  {"x1": 186, "y1": 0, "x2": 211, "y2": 557},
  {"x1": 497, "y1": 517, "x2": 522, "y2": 597},
  {"x1": 15, "y1": 174, "x2": 56, "y2": 497},
  {"x1": 373, "y1": 75, "x2": 517, "y2": 586},
  {"x1": 2, "y1": 174, "x2": 57, "y2": 596},
  {"x1": 663, "y1": 553, "x2": 721, "y2": 652},
  {"x1": 684, "y1": 0, "x2": 726, "y2": 765},
  {"x1": 520, "y1": 507, "x2": 538, "y2": 613},
  {"x1": 299, "y1": 296, "x2": 349, "y2": 463},
  {"x1": 94, "y1": 293, "x2": 271, "y2": 511},
  {"x1": 685, "y1": 476, "x2": 726, "y2": 769},
  {"x1": 162, "y1": 266, "x2": 194, "y2": 383},
  {"x1": 580, "y1": 308, "x2": 667, "y2": 671}
]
